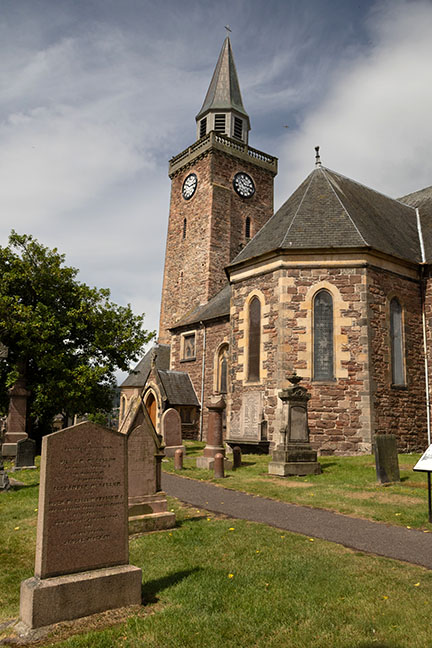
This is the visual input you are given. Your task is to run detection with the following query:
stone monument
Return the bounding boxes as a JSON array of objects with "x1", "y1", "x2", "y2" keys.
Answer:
[
  {"x1": 373, "y1": 434, "x2": 400, "y2": 484},
  {"x1": 19, "y1": 422, "x2": 142, "y2": 630},
  {"x1": 126, "y1": 402, "x2": 175, "y2": 534},
  {"x1": 225, "y1": 391, "x2": 270, "y2": 454},
  {"x1": 161, "y1": 408, "x2": 185, "y2": 457},
  {"x1": 197, "y1": 395, "x2": 232, "y2": 470},
  {"x1": 13, "y1": 437, "x2": 36, "y2": 471},
  {"x1": 2, "y1": 376, "x2": 30, "y2": 458},
  {"x1": 0, "y1": 454, "x2": 10, "y2": 491},
  {"x1": 268, "y1": 373, "x2": 322, "y2": 477}
]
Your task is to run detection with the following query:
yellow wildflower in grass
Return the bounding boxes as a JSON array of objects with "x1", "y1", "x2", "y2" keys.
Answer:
[
  {"x1": 309, "y1": 538, "x2": 315, "y2": 542},
  {"x1": 406, "y1": 526, "x2": 412, "y2": 529},
  {"x1": 280, "y1": 535, "x2": 285, "y2": 539},
  {"x1": 228, "y1": 573, "x2": 234, "y2": 579},
  {"x1": 229, "y1": 527, "x2": 235, "y2": 531},
  {"x1": 383, "y1": 596, "x2": 389, "y2": 600},
  {"x1": 395, "y1": 513, "x2": 401, "y2": 516},
  {"x1": 207, "y1": 517, "x2": 211, "y2": 521},
  {"x1": 414, "y1": 582, "x2": 420, "y2": 587},
  {"x1": 14, "y1": 526, "x2": 20, "y2": 531}
]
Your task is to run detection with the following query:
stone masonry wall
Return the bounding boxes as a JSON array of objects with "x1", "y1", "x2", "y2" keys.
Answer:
[
  {"x1": 170, "y1": 318, "x2": 230, "y2": 439},
  {"x1": 368, "y1": 267, "x2": 427, "y2": 451},
  {"x1": 229, "y1": 266, "x2": 372, "y2": 455},
  {"x1": 159, "y1": 147, "x2": 274, "y2": 343}
]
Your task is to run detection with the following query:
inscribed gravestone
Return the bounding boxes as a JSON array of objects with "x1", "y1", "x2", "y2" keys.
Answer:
[
  {"x1": 161, "y1": 408, "x2": 185, "y2": 457},
  {"x1": 20, "y1": 422, "x2": 141, "y2": 629},
  {"x1": 374, "y1": 434, "x2": 400, "y2": 484},
  {"x1": 35, "y1": 422, "x2": 128, "y2": 578},
  {"x1": 231, "y1": 392, "x2": 262, "y2": 440},
  {"x1": 14, "y1": 438, "x2": 36, "y2": 470},
  {"x1": 127, "y1": 409, "x2": 175, "y2": 534}
]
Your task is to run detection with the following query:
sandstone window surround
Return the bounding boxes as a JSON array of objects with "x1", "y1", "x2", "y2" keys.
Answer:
[
  {"x1": 214, "y1": 343, "x2": 229, "y2": 394},
  {"x1": 180, "y1": 331, "x2": 197, "y2": 362},
  {"x1": 294, "y1": 280, "x2": 351, "y2": 381},
  {"x1": 389, "y1": 296, "x2": 406, "y2": 387},
  {"x1": 313, "y1": 289, "x2": 335, "y2": 381}
]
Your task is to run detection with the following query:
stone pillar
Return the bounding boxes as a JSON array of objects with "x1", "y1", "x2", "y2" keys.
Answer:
[
  {"x1": 196, "y1": 395, "x2": 232, "y2": 470},
  {"x1": 214, "y1": 453, "x2": 225, "y2": 479},
  {"x1": 268, "y1": 373, "x2": 322, "y2": 477},
  {"x1": 3, "y1": 377, "x2": 30, "y2": 458},
  {"x1": 174, "y1": 448, "x2": 184, "y2": 470}
]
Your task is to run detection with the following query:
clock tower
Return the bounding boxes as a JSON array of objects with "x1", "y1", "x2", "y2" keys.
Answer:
[{"x1": 158, "y1": 37, "x2": 278, "y2": 343}]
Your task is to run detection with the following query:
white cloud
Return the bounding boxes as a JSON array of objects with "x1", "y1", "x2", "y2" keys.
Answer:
[{"x1": 277, "y1": 0, "x2": 432, "y2": 206}]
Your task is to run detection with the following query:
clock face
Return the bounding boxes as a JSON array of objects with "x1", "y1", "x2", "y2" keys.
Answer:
[
  {"x1": 233, "y1": 172, "x2": 255, "y2": 198},
  {"x1": 182, "y1": 173, "x2": 198, "y2": 200}
]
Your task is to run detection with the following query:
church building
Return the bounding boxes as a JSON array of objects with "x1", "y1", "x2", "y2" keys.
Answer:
[{"x1": 120, "y1": 36, "x2": 432, "y2": 455}]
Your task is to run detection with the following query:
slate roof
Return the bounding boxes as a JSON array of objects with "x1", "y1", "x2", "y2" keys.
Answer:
[
  {"x1": 157, "y1": 370, "x2": 200, "y2": 406},
  {"x1": 120, "y1": 344, "x2": 170, "y2": 388},
  {"x1": 196, "y1": 36, "x2": 249, "y2": 122},
  {"x1": 399, "y1": 186, "x2": 432, "y2": 262},
  {"x1": 171, "y1": 284, "x2": 231, "y2": 329},
  {"x1": 228, "y1": 166, "x2": 422, "y2": 268}
]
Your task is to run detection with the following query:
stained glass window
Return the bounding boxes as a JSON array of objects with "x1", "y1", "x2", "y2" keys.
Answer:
[
  {"x1": 313, "y1": 290, "x2": 334, "y2": 381},
  {"x1": 248, "y1": 297, "x2": 261, "y2": 381},
  {"x1": 390, "y1": 297, "x2": 405, "y2": 385}
]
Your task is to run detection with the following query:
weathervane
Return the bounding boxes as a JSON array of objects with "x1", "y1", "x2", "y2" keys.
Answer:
[
  {"x1": 315, "y1": 146, "x2": 321, "y2": 167},
  {"x1": 224, "y1": 25, "x2": 232, "y2": 33}
]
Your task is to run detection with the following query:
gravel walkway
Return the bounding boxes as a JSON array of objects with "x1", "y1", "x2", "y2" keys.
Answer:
[{"x1": 162, "y1": 472, "x2": 432, "y2": 569}]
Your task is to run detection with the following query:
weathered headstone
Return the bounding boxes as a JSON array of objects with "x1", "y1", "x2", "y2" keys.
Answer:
[
  {"x1": 127, "y1": 403, "x2": 175, "y2": 534},
  {"x1": 373, "y1": 434, "x2": 400, "y2": 484},
  {"x1": 13, "y1": 438, "x2": 36, "y2": 471},
  {"x1": 0, "y1": 454, "x2": 10, "y2": 491},
  {"x1": 226, "y1": 392, "x2": 270, "y2": 453},
  {"x1": 197, "y1": 395, "x2": 232, "y2": 470},
  {"x1": 232, "y1": 446, "x2": 242, "y2": 470},
  {"x1": 19, "y1": 422, "x2": 142, "y2": 630},
  {"x1": 268, "y1": 373, "x2": 322, "y2": 477},
  {"x1": 161, "y1": 408, "x2": 185, "y2": 457},
  {"x1": 2, "y1": 377, "x2": 30, "y2": 458}
]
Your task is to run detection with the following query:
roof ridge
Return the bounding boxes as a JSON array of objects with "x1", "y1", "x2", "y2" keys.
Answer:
[
  {"x1": 281, "y1": 172, "x2": 316, "y2": 246},
  {"x1": 321, "y1": 167, "x2": 369, "y2": 246}
]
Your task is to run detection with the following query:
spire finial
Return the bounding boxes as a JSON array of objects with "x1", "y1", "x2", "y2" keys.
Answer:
[
  {"x1": 315, "y1": 146, "x2": 321, "y2": 167},
  {"x1": 224, "y1": 25, "x2": 232, "y2": 34}
]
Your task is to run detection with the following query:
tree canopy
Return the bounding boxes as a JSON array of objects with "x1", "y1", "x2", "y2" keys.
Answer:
[{"x1": 0, "y1": 231, "x2": 154, "y2": 436}]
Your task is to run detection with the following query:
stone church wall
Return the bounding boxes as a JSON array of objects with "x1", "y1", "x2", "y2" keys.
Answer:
[
  {"x1": 368, "y1": 267, "x2": 427, "y2": 451},
  {"x1": 170, "y1": 318, "x2": 230, "y2": 439},
  {"x1": 229, "y1": 265, "x2": 372, "y2": 455}
]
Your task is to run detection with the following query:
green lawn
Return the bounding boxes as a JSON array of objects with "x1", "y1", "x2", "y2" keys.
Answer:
[
  {"x1": 163, "y1": 442, "x2": 431, "y2": 529},
  {"x1": 2, "y1": 458, "x2": 432, "y2": 647}
]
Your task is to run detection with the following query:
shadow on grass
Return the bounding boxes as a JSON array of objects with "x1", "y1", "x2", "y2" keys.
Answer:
[
  {"x1": 8, "y1": 482, "x2": 39, "y2": 490},
  {"x1": 141, "y1": 567, "x2": 201, "y2": 604},
  {"x1": 350, "y1": 643, "x2": 403, "y2": 648},
  {"x1": 236, "y1": 460, "x2": 257, "y2": 467},
  {"x1": 319, "y1": 462, "x2": 337, "y2": 469}
]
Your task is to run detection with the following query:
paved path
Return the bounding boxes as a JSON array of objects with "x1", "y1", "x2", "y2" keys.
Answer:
[{"x1": 162, "y1": 472, "x2": 432, "y2": 570}]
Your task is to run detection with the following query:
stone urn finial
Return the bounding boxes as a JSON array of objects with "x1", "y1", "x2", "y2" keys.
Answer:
[{"x1": 287, "y1": 371, "x2": 302, "y2": 386}]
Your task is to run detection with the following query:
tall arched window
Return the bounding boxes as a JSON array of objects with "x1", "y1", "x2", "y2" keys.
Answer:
[
  {"x1": 217, "y1": 344, "x2": 229, "y2": 393},
  {"x1": 182, "y1": 218, "x2": 187, "y2": 239},
  {"x1": 313, "y1": 289, "x2": 334, "y2": 381},
  {"x1": 248, "y1": 297, "x2": 261, "y2": 381},
  {"x1": 119, "y1": 395, "x2": 127, "y2": 422},
  {"x1": 390, "y1": 297, "x2": 405, "y2": 385}
]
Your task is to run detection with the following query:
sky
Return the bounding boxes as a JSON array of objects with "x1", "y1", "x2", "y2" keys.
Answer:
[{"x1": 1, "y1": 0, "x2": 432, "y2": 381}]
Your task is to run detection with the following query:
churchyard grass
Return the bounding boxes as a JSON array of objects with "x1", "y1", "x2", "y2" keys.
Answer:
[
  {"x1": 2, "y1": 463, "x2": 432, "y2": 648},
  {"x1": 2, "y1": 465, "x2": 432, "y2": 647},
  {"x1": 163, "y1": 442, "x2": 432, "y2": 529}
]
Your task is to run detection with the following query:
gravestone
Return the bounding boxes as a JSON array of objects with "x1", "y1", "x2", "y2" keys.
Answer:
[
  {"x1": 19, "y1": 422, "x2": 142, "y2": 630},
  {"x1": 268, "y1": 373, "x2": 322, "y2": 477},
  {"x1": 373, "y1": 434, "x2": 400, "y2": 484},
  {"x1": 197, "y1": 395, "x2": 232, "y2": 470},
  {"x1": 0, "y1": 454, "x2": 10, "y2": 491},
  {"x1": 13, "y1": 438, "x2": 36, "y2": 471},
  {"x1": 127, "y1": 403, "x2": 175, "y2": 534},
  {"x1": 161, "y1": 408, "x2": 185, "y2": 457},
  {"x1": 2, "y1": 378, "x2": 30, "y2": 458},
  {"x1": 225, "y1": 392, "x2": 270, "y2": 453}
]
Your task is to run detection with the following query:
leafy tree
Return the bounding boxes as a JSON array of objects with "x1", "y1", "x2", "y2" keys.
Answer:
[{"x1": 0, "y1": 231, "x2": 154, "y2": 439}]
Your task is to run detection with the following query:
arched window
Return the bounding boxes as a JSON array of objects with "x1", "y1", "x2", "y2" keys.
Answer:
[
  {"x1": 390, "y1": 297, "x2": 405, "y2": 385},
  {"x1": 245, "y1": 216, "x2": 251, "y2": 239},
  {"x1": 313, "y1": 289, "x2": 334, "y2": 381},
  {"x1": 119, "y1": 395, "x2": 127, "y2": 422},
  {"x1": 217, "y1": 344, "x2": 229, "y2": 393},
  {"x1": 248, "y1": 297, "x2": 261, "y2": 382},
  {"x1": 183, "y1": 218, "x2": 187, "y2": 239}
]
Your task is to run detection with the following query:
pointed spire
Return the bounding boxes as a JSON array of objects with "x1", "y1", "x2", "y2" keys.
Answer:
[{"x1": 196, "y1": 37, "x2": 250, "y2": 143}]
